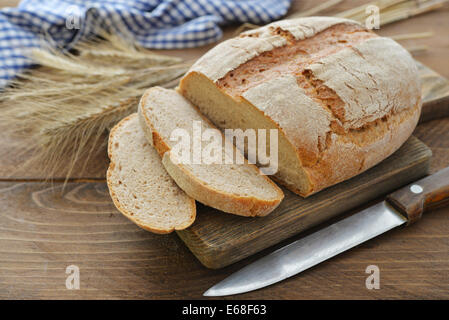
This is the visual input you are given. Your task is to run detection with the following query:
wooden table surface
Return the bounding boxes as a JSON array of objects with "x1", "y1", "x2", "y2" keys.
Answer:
[{"x1": 1, "y1": 0, "x2": 449, "y2": 299}]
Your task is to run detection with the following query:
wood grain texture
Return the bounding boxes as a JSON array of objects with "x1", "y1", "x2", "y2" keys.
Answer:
[
  {"x1": 1, "y1": 0, "x2": 449, "y2": 299},
  {"x1": 418, "y1": 62, "x2": 449, "y2": 123},
  {"x1": 0, "y1": 182, "x2": 208, "y2": 299},
  {"x1": 178, "y1": 137, "x2": 432, "y2": 269},
  {"x1": 0, "y1": 176, "x2": 448, "y2": 299},
  {"x1": 0, "y1": 133, "x2": 110, "y2": 181}
]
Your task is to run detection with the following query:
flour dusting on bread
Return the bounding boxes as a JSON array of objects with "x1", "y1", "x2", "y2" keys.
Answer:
[{"x1": 179, "y1": 17, "x2": 422, "y2": 196}]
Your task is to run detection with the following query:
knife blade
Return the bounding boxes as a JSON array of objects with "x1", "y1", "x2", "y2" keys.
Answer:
[{"x1": 204, "y1": 166, "x2": 449, "y2": 297}]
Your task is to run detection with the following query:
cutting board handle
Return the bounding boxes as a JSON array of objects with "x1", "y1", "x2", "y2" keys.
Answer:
[
  {"x1": 387, "y1": 166, "x2": 449, "y2": 224},
  {"x1": 418, "y1": 60, "x2": 449, "y2": 124},
  {"x1": 420, "y1": 97, "x2": 449, "y2": 124}
]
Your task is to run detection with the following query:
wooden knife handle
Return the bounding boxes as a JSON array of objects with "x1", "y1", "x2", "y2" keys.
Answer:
[{"x1": 387, "y1": 167, "x2": 449, "y2": 225}]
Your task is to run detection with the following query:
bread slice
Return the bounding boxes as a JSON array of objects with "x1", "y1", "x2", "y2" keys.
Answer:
[
  {"x1": 178, "y1": 17, "x2": 421, "y2": 197},
  {"x1": 107, "y1": 113, "x2": 196, "y2": 233},
  {"x1": 138, "y1": 87, "x2": 284, "y2": 217}
]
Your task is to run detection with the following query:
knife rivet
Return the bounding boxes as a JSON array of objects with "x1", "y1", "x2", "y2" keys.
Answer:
[{"x1": 410, "y1": 184, "x2": 423, "y2": 194}]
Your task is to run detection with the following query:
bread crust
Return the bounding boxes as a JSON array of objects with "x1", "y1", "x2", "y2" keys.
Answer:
[
  {"x1": 179, "y1": 17, "x2": 422, "y2": 196},
  {"x1": 138, "y1": 87, "x2": 284, "y2": 217},
  {"x1": 107, "y1": 114, "x2": 196, "y2": 234},
  {"x1": 161, "y1": 153, "x2": 282, "y2": 217},
  {"x1": 191, "y1": 17, "x2": 357, "y2": 82}
]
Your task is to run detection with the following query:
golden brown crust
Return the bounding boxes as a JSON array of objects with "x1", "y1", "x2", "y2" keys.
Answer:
[
  {"x1": 162, "y1": 153, "x2": 283, "y2": 217},
  {"x1": 107, "y1": 114, "x2": 196, "y2": 233},
  {"x1": 190, "y1": 17, "x2": 359, "y2": 82},
  {"x1": 303, "y1": 103, "x2": 421, "y2": 194},
  {"x1": 138, "y1": 87, "x2": 284, "y2": 217},
  {"x1": 179, "y1": 17, "x2": 422, "y2": 197}
]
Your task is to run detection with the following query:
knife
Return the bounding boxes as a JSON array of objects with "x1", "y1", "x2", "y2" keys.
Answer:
[{"x1": 204, "y1": 166, "x2": 449, "y2": 297}]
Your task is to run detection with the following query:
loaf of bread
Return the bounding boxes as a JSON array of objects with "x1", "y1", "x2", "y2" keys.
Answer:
[
  {"x1": 107, "y1": 114, "x2": 196, "y2": 233},
  {"x1": 179, "y1": 17, "x2": 422, "y2": 197},
  {"x1": 138, "y1": 87, "x2": 284, "y2": 217}
]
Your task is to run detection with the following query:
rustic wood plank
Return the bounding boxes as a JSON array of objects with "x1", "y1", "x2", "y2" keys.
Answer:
[
  {"x1": 0, "y1": 182, "x2": 209, "y2": 299},
  {"x1": 418, "y1": 62, "x2": 449, "y2": 123},
  {"x1": 177, "y1": 137, "x2": 432, "y2": 269},
  {"x1": 0, "y1": 133, "x2": 110, "y2": 181},
  {"x1": 1, "y1": 0, "x2": 449, "y2": 300},
  {"x1": 0, "y1": 170, "x2": 448, "y2": 299},
  {"x1": 0, "y1": 0, "x2": 19, "y2": 7}
]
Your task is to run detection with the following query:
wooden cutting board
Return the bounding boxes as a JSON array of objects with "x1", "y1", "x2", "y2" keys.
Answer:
[{"x1": 177, "y1": 61, "x2": 449, "y2": 269}]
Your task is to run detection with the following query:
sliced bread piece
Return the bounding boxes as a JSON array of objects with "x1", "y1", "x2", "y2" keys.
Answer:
[
  {"x1": 107, "y1": 113, "x2": 196, "y2": 233},
  {"x1": 138, "y1": 87, "x2": 284, "y2": 217}
]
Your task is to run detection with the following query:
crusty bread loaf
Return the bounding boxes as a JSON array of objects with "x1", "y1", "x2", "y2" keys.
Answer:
[
  {"x1": 107, "y1": 113, "x2": 196, "y2": 233},
  {"x1": 138, "y1": 87, "x2": 284, "y2": 217},
  {"x1": 179, "y1": 17, "x2": 422, "y2": 197}
]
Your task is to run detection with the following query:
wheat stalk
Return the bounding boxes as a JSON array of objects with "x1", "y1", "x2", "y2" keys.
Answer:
[
  {"x1": 406, "y1": 44, "x2": 429, "y2": 54},
  {"x1": 334, "y1": 0, "x2": 406, "y2": 19},
  {"x1": 287, "y1": 0, "x2": 344, "y2": 18},
  {"x1": 336, "y1": 0, "x2": 449, "y2": 26},
  {"x1": 390, "y1": 31, "x2": 434, "y2": 40},
  {"x1": 0, "y1": 32, "x2": 191, "y2": 181},
  {"x1": 235, "y1": 0, "x2": 447, "y2": 34}
]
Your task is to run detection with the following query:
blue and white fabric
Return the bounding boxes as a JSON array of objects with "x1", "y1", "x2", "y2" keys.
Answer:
[{"x1": 0, "y1": 0, "x2": 291, "y2": 87}]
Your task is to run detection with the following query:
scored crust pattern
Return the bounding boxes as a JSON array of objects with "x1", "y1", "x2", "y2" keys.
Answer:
[{"x1": 183, "y1": 17, "x2": 422, "y2": 195}]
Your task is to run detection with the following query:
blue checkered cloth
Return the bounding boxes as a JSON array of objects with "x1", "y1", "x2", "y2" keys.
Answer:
[{"x1": 0, "y1": 0, "x2": 291, "y2": 88}]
